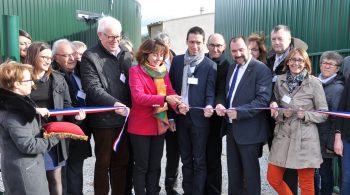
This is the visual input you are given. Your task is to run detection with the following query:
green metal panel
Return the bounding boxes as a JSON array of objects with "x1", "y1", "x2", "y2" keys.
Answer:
[
  {"x1": 0, "y1": 0, "x2": 141, "y2": 60},
  {"x1": 215, "y1": 0, "x2": 350, "y2": 75}
]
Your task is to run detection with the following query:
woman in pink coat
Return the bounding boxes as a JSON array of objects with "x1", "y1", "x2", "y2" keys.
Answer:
[{"x1": 128, "y1": 39, "x2": 181, "y2": 195}]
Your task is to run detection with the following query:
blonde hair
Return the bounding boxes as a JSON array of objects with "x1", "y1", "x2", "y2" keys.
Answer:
[{"x1": 0, "y1": 61, "x2": 33, "y2": 90}]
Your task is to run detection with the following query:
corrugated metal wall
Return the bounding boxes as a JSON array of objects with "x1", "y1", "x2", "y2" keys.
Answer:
[
  {"x1": 215, "y1": 0, "x2": 350, "y2": 74},
  {"x1": 0, "y1": 0, "x2": 141, "y2": 57}
]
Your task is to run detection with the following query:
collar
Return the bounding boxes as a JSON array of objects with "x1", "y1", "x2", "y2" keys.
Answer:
[
  {"x1": 318, "y1": 73, "x2": 337, "y2": 84},
  {"x1": 237, "y1": 56, "x2": 252, "y2": 69}
]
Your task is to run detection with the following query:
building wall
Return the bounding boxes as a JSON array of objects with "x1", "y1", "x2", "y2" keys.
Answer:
[
  {"x1": 0, "y1": 0, "x2": 141, "y2": 58},
  {"x1": 151, "y1": 13, "x2": 214, "y2": 55},
  {"x1": 215, "y1": 0, "x2": 350, "y2": 74}
]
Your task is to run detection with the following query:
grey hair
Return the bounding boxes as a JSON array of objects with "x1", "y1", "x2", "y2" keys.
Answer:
[
  {"x1": 155, "y1": 32, "x2": 171, "y2": 46},
  {"x1": 52, "y1": 39, "x2": 72, "y2": 55},
  {"x1": 72, "y1": 41, "x2": 87, "y2": 50},
  {"x1": 271, "y1": 24, "x2": 291, "y2": 37},
  {"x1": 97, "y1": 16, "x2": 122, "y2": 33},
  {"x1": 320, "y1": 51, "x2": 344, "y2": 66}
]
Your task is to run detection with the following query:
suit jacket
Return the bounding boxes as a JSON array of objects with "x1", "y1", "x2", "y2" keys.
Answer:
[
  {"x1": 128, "y1": 64, "x2": 177, "y2": 136},
  {"x1": 169, "y1": 54, "x2": 217, "y2": 127},
  {"x1": 217, "y1": 58, "x2": 272, "y2": 144}
]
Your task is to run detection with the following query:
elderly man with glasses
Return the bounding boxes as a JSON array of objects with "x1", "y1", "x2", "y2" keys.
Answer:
[{"x1": 80, "y1": 16, "x2": 133, "y2": 195}]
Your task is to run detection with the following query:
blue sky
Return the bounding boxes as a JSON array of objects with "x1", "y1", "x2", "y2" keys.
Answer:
[{"x1": 137, "y1": 0, "x2": 215, "y2": 34}]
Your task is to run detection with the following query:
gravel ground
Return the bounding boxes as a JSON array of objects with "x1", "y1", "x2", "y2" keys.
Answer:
[
  {"x1": 0, "y1": 137, "x2": 277, "y2": 195},
  {"x1": 81, "y1": 136, "x2": 277, "y2": 195}
]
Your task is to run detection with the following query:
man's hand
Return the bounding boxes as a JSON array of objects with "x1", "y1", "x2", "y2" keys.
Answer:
[
  {"x1": 270, "y1": 102, "x2": 279, "y2": 118},
  {"x1": 226, "y1": 109, "x2": 237, "y2": 120},
  {"x1": 204, "y1": 105, "x2": 214, "y2": 118},
  {"x1": 178, "y1": 103, "x2": 189, "y2": 115},
  {"x1": 114, "y1": 102, "x2": 129, "y2": 116},
  {"x1": 165, "y1": 95, "x2": 182, "y2": 106},
  {"x1": 215, "y1": 104, "x2": 226, "y2": 116},
  {"x1": 74, "y1": 109, "x2": 86, "y2": 120},
  {"x1": 36, "y1": 108, "x2": 50, "y2": 117},
  {"x1": 169, "y1": 120, "x2": 176, "y2": 132},
  {"x1": 334, "y1": 133, "x2": 343, "y2": 156}
]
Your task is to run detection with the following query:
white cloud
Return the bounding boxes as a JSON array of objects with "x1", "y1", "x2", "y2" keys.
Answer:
[{"x1": 137, "y1": 0, "x2": 215, "y2": 34}]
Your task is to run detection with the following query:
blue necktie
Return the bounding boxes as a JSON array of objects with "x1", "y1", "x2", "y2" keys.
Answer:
[{"x1": 226, "y1": 64, "x2": 240, "y2": 107}]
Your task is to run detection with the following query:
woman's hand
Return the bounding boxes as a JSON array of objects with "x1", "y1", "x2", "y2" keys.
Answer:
[
  {"x1": 74, "y1": 109, "x2": 86, "y2": 120},
  {"x1": 169, "y1": 120, "x2": 176, "y2": 132},
  {"x1": 334, "y1": 133, "x2": 343, "y2": 156},
  {"x1": 36, "y1": 108, "x2": 50, "y2": 117},
  {"x1": 165, "y1": 95, "x2": 182, "y2": 106},
  {"x1": 296, "y1": 108, "x2": 305, "y2": 120},
  {"x1": 178, "y1": 102, "x2": 189, "y2": 115},
  {"x1": 283, "y1": 108, "x2": 293, "y2": 118},
  {"x1": 270, "y1": 102, "x2": 279, "y2": 118}
]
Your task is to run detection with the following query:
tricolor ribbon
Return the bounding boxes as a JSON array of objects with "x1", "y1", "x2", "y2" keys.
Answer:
[
  {"x1": 48, "y1": 106, "x2": 350, "y2": 152},
  {"x1": 49, "y1": 106, "x2": 128, "y2": 152}
]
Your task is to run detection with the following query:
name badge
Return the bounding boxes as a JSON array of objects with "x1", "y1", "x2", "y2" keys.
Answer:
[
  {"x1": 281, "y1": 95, "x2": 291, "y2": 104},
  {"x1": 120, "y1": 73, "x2": 126, "y2": 83},
  {"x1": 188, "y1": 77, "x2": 198, "y2": 85},
  {"x1": 272, "y1": 75, "x2": 279, "y2": 82},
  {"x1": 77, "y1": 90, "x2": 86, "y2": 99}
]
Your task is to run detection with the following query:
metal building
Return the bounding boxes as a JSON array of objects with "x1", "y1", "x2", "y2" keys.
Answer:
[
  {"x1": 215, "y1": 0, "x2": 350, "y2": 74},
  {"x1": 0, "y1": 0, "x2": 141, "y2": 59}
]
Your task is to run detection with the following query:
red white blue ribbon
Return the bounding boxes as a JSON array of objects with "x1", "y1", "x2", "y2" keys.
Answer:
[
  {"x1": 48, "y1": 106, "x2": 350, "y2": 153},
  {"x1": 49, "y1": 106, "x2": 128, "y2": 152}
]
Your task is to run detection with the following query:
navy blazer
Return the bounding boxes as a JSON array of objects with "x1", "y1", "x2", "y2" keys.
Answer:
[
  {"x1": 218, "y1": 58, "x2": 272, "y2": 144},
  {"x1": 169, "y1": 54, "x2": 217, "y2": 127}
]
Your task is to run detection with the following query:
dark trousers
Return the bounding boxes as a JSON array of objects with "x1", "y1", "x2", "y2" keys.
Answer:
[
  {"x1": 92, "y1": 127, "x2": 129, "y2": 195},
  {"x1": 177, "y1": 115, "x2": 209, "y2": 195},
  {"x1": 315, "y1": 158, "x2": 334, "y2": 195},
  {"x1": 226, "y1": 128, "x2": 261, "y2": 195},
  {"x1": 65, "y1": 157, "x2": 85, "y2": 195},
  {"x1": 164, "y1": 130, "x2": 180, "y2": 191},
  {"x1": 205, "y1": 114, "x2": 222, "y2": 195},
  {"x1": 130, "y1": 133, "x2": 165, "y2": 195},
  {"x1": 125, "y1": 132, "x2": 134, "y2": 195}
]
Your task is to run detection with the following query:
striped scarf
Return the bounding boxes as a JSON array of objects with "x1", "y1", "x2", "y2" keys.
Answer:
[{"x1": 141, "y1": 62, "x2": 169, "y2": 134}]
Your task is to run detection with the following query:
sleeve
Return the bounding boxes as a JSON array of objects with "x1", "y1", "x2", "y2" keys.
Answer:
[
  {"x1": 215, "y1": 61, "x2": 229, "y2": 106},
  {"x1": 80, "y1": 52, "x2": 119, "y2": 106},
  {"x1": 335, "y1": 80, "x2": 349, "y2": 132},
  {"x1": 304, "y1": 79, "x2": 328, "y2": 123},
  {"x1": 206, "y1": 61, "x2": 217, "y2": 107},
  {"x1": 5, "y1": 117, "x2": 59, "y2": 154},
  {"x1": 329, "y1": 84, "x2": 344, "y2": 132},
  {"x1": 236, "y1": 64, "x2": 272, "y2": 120}
]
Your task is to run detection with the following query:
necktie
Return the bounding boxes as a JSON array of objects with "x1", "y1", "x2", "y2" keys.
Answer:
[
  {"x1": 226, "y1": 64, "x2": 240, "y2": 107},
  {"x1": 70, "y1": 73, "x2": 86, "y2": 107}
]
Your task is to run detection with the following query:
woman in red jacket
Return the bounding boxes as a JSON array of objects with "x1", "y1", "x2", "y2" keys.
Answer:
[{"x1": 128, "y1": 39, "x2": 181, "y2": 195}]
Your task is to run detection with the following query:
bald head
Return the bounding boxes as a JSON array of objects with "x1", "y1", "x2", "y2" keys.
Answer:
[{"x1": 207, "y1": 33, "x2": 226, "y2": 59}]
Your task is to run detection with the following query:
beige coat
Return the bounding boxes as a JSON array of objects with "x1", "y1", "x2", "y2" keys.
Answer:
[{"x1": 269, "y1": 74, "x2": 328, "y2": 169}]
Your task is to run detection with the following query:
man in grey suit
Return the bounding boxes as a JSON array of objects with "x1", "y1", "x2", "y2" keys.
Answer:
[{"x1": 216, "y1": 36, "x2": 272, "y2": 195}]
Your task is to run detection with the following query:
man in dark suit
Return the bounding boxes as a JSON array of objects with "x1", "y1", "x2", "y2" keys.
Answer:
[
  {"x1": 205, "y1": 33, "x2": 229, "y2": 195},
  {"x1": 216, "y1": 36, "x2": 272, "y2": 195},
  {"x1": 169, "y1": 26, "x2": 217, "y2": 195}
]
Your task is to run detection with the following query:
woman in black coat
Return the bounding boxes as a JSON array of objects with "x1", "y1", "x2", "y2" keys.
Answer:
[{"x1": 0, "y1": 62, "x2": 59, "y2": 195}]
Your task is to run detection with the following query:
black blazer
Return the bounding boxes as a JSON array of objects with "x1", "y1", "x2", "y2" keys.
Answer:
[
  {"x1": 169, "y1": 54, "x2": 217, "y2": 127},
  {"x1": 217, "y1": 58, "x2": 272, "y2": 144}
]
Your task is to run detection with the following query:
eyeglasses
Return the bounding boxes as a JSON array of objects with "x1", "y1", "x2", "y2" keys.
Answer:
[
  {"x1": 321, "y1": 61, "x2": 338, "y2": 67},
  {"x1": 103, "y1": 33, "x2": 121, "y2": 42},
  {"x1": 208, "y1": 44, "x2": 224, "y2": 49},
  {"x1": 55, "y1": 53, "x2": 75, "y2": 58},
  {"x1": 19, "y1": 79, "x2": 33, "y2": 83},
  {"x1": 40, "y1": 56, "x2": 53, "y2": 61},
  {"x1": 289, "y1": 58, "x2": 304, "y2": 64}
]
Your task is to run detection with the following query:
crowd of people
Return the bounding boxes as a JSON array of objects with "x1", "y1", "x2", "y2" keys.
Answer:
[{"x1": 0, "y1": 15, "x2": 350, "y2": 195}]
